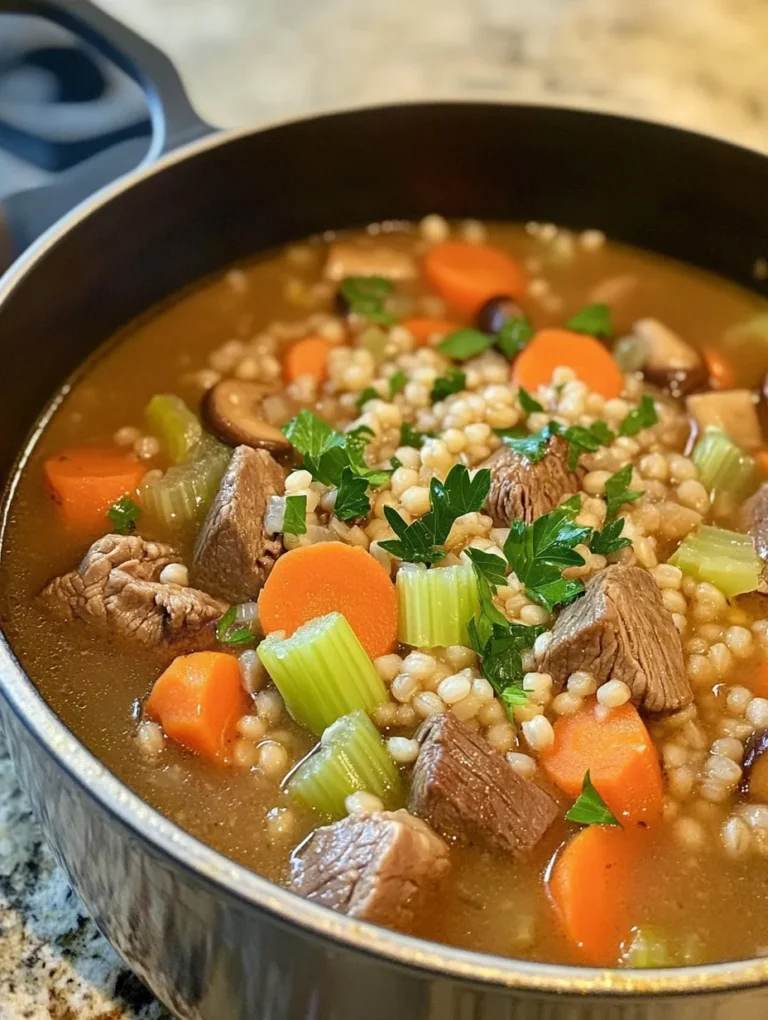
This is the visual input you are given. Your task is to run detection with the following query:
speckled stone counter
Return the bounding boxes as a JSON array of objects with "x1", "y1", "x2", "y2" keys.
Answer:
[{"x1": 4, "y1": 0, "x2": 768, "y2": 1015}]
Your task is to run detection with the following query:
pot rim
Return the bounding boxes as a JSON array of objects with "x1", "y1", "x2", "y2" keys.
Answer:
[{"x1": 2, "y1": 100, "x2": 768, "y2": 998}]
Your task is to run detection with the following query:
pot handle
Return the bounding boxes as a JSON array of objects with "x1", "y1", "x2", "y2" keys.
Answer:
[{"x1": 0, "y1": 0, "x2": 216, "y2": 259}]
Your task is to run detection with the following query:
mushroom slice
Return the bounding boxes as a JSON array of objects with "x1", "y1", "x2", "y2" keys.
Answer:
[
  {"x1": 740, "y1": 729, "x2": 768, "y2": 801},
  {"x1": 203, "y1": 380, "x2": 290, "y2": 453}
]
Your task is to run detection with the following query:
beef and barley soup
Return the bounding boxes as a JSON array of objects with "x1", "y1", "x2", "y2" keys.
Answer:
[{"x1": 7, "y1": 217, "x2": 768, "y2": 968}]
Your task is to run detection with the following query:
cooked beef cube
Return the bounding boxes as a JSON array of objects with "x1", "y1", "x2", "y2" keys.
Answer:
[
  {"x1": 191, "y1": 445, "x2": 284, "y2": 604},
  {"x1": 631, "y1": 318, "x2": 705, "y2": 397},
  {"x1": 324, "y1": 241, "x2": 416, "y2": 283},
  {"x1": 290, "y1": 810, "x2": 449, "y2": 930},
  {"x1": 541, "y1": 564, "x2": 691, "y2": 714},
  {"x1": 741, "y1": 484, "x2": 768, "y2": 593},
  {"x1": 409, "y1": 713, "x2": 558, "y2": 855},
  {"x1": 40, "y1": 534, "x2": 227, "y2": 648},
  {"x1": 687, "y1": 390, "x2": 763, "y2": 452},
  {"x1": 482, "y1": 434, "x2": 577, "y2": 525}
]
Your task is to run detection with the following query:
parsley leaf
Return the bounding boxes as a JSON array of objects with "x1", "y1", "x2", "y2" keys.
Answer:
[
  {"x1": 438, "y1": 328, "x2": 493, "y2": 361},
  {"x1": 619, "y1": 394, "x2": 658, "y2": 437},
  {"x1": 561, "y1": 421, "x2": 615, "y2": 470},
  {"x1": 390, "y1": 456, "x2": 403, "y2": 471},
  {"x1": 503, "y1": 504, "x2": 591, "y2": 611},
  {"x1": 502, "y1": 422, "x2": 559, "y2": 463},
  {"x1": 216, "y1": 605, "x2": 255, "y2": 647},
  {"x1": 399, "y1": 422, "x2": 432, "y2": 449},
  {"x1": 340, "y1": 275, "x2": 395, "y2": 324},
  {"x1": 355, "y1": 386, "x2": 379, "y2": 410},
  {"x1": 431, "y1": 368, "x2": 466, "y2": 404},
  {"x1": 107, "y1": 495, "x2": 140, "y2": 535},
  {"x1": 496, "y1": 316, "x2": 534, "y2": 359},
  {"x1": 282, "y1": 494, "x2": 307, "y2": 535},
  {"x1": 282, "y1": 412, "x2": 390, "y2": 491},
  {"x1": 589, "y1": 517, "x2": 631, "y2": 556},
  {"x1": 344, "y1": 426, "x2": 391, "y2": 486},
  {"x1": 565, "y1": 771, "x2": 621, "y2": 827},
  {"x1": 518, "y1": 387, "x2": 544, "y2": 415},
  {"x1": 335, "y1": 468, "x2": 370, "y2": 520},
  {"x1": 388, "y1": 368, "x2": 407, "y2": 395},
  {"x1": 566, "y1": 303, "x2": 612, "y2": 338},
  {"x1": 603, "y1": 463, "x2": 642, "y2": 521},
  {"x1": 465, "y1": 547, "x2": 508, "y2": 589}
]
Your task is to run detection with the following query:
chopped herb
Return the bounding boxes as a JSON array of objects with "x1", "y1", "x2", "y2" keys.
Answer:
[
  {"x1": 496, "y1": 316, "x2": 534, "y2": 359},
  {"x1": 464, "y1": 547, "x2": 508, "y2": 589},
  {"x1": 390, "y1": 456, "x2": 403, "y2": 471},
  {"x1": 399, "y1": 421, "x2": 433, "y2": 449},
  {"x1": 565, "y1": 771, "x2": 621, "y2": 827},
  {"x1": 388, "y1": 368, "x2": 407, "y2": 395},
  {"x1": 379, "y1": 464, "x2": 490, "y2": 564},
  {"x1": 589, "y1": 517, "x2": 631, "y2": 556},
  {"x1": 518, "y1": 387, "x2": 544, "y2": 415},
  {"x1": 282, "y1": 411, "x2": 390, "y2": 489},
  {"x1": 438, "y1": 328, "x2": 493, "y2": 361},
  {"x1": 503, "y1": 504, "x2": 591, "y2": 611},
  {"x1": 335, "y1": 467, "x2": 371, "y2": 520},
  {"x1": 282, "y1": 494, "x2": 308, "y2": 535},
  {"x1": 604, "y1": 463, "x2": 642, "y2": 521},
  {"x1": 566, "y1": 302, "x2": 612, "y2": 338},
  {"x1": 216, "y1": 605, "x2": 255, "y2": 647},
  {"x1": 339, "y1": 275, "x2": 395, "y2": 324},
  {"x1": 431, "y1": 368, "x2": 467, "y2": 404},
  {"x1": 107, "y1": 495, "x2": 141, "y2": 535},
  {"x1": 561, "y1": 421, "x2": 615, "y2": 470},
  {"x1": 502, "y1": 422, "x2": 559, "y2": 463},
  {"x1": 619, "y1": 394, "x2": 659, "y2": 437},
  {"x1": 344, "y1": 426, "x2": 392, "y2": 486},
  {"x1": 355, "y1": 386, "x2": 380, "y2": 410}
]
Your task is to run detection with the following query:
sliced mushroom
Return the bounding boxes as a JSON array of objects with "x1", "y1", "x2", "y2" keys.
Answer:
[
  {"x1": 476, "y1": 295, "x2": 524, "y2": 334},
  {"x1": 740, "y1": 729, "x2": 768, "y2": 801},
  {"x1": 203, "y1": 380, "x2": 291, "y2": 454},
  {"x1": 324, "y1": 241, "x2": 417, "y2": 283},
  {"x1": 632, "y1": 318, "x2": 706, "y2": 396}
]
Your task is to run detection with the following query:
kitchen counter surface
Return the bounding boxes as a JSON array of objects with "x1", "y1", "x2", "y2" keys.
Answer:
[{"x1": 3, "y1": 0, "x2": 768, "y2": 1015}]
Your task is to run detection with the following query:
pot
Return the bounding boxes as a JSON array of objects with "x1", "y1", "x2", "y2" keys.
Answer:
[{"x1": 2, "y1": 3, "x2": 768, "y2": 1018}]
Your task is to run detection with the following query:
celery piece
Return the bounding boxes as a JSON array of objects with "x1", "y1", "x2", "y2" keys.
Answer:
[
  {"x1": 397, "y1": 563, "x2": 479, "y2": 648},
  {"x1": 669, "y1": 524, "x2": 761, "y2": 597},
  {"x1": 146, "y1": 393, "x2": 203, "y2": 464},
  {"x1": 692, "y1": 427, "x2": 756, "y2": 505},
  {"x1": 287, "y1": 710, "x2": 402, "y2": 818},
  {"x1": 623, "y1": 927, "x2": 705, "y2": 969},
  {"x1": 141, "y1": 434, "x2": 231, "y2": 534},
  {"x1": 257, "y1": 612, "x2": 388, "y2": 735}
]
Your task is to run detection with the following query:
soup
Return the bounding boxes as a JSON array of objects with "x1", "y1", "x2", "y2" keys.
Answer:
[{"x1": 4, "y1": 217, "x2": 768, "y2": 968}]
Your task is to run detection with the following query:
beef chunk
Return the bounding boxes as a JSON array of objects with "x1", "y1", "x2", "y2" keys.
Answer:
[
  {"x1": 541, "y1": 564, "x2": 691, "y2": 714},
  {"x1": 409, "y1": 713, "x2": 558, "y2": 856},
  {"x1": 290, "y1": 810, "x2": 449, "y2": 930},
  {"x1": 482, "y1": 434, "x2": 577, "y2": 525},
  {"x1": 741, "y1": 484, "x2": 768, "y2": 593},
  {"x1": 191, "y1": 445, "x2": 284, "y2": 604},
  {"x1": 41, "y1": 534, "x2": 227, "y2": 648}
]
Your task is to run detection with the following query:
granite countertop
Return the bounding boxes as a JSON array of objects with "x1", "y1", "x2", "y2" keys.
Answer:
[{"x1": 4, "y1": 0, "x2": 768, "y2": 1016}]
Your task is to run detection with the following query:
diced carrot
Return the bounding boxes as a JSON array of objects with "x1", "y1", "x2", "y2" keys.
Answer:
[
  {"x1": 402, "y1": 317, "x2": 463, "y2": 347},
  {"x1": 145, "y1": 651, "x2": 248, "y2": 762},
  {"x1": 540, "y1": 702, "x2": 663, "y2": 825},
  {"x1": 702, "y1": 347, "x2": 736, "y2": 390},
  {"x1": 511, "y1": 328, "x2": 624, "y2": 399},
  {"x1": 746, "y1": 659, "x2": 768, "y2": 699},
  {"x1": 283, "y1": 335, "x2": 334, "y2": 384},
  {"x1": 424, "y1": 241, "x2": 526, "y2": 317},
  {"x1": 549, "y1": 825, "x2": 644, "y2": 966},
  {"x1": 44, "y1": 447, "x2": 146, "y2": 532},
  {"x1": 258, "y1": 543, "x2": 398, "y2": 659},
  {"x1": 755, "y1": 450, "x2": 768, "y2": 478}
]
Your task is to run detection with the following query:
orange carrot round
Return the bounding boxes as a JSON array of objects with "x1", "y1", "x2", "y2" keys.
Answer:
[
  {"x1": 145, "y1": 651, "x2": 248, "y2": 762},
  {"x1": 541, "y1": 701, "x2": 663, "y2": 825},
  {"x1": 512, "y1": 328, "x2": 624, "y2": 398},
  {"x1": 44, "y1": 447, "x2": 146, "y2": 532},
  {"x1": 258, "y1": 544, "x2": 398, "y2": 659},
  {"x1": 424, "y1": 241, "x2": 526, "y2": 317},
  {"x1": 756, "y1": 450, "x2": 768, "y2": 478},
  {"x1": 703, "y1": 347, "x2": 736, "y2": 390},
  {"x1": 549, "y1": 825, "x2": 642, "y2": 966},
  {"x1": 402, "y1": 317, "x2": 463, "y2": 347},
  {"x1": 283, "y1": 335, "x2": 335, "y2": 384}
]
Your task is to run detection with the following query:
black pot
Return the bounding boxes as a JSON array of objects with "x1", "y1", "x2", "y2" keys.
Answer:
[{"x1": 2, "y1": 3, "x2": 768, "y2": 1018}]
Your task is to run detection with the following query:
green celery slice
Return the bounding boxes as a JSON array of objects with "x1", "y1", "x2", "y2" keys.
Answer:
[
  {"x1": 397, "y1": 563, "x2": 479, "y2": 648},
  {"x1": 141, "y1": 434, "x2": 231, "y2": 534},
  {"x1": 622, "y1": 927, "x2": 705, "y2": 969},
  {"x1": 669, "y1": 524, "x2": 761, "y2": 597},
  {"x1": 692, "y1": 427, "x2": 756, "y2": 504},
  {"x1": 145, "y1": 393, "x2": 203, "y2": 464},
  {"x1": 257, "y1": 612, "x2": 388, "y2": 735},
  {"x1": 286, "y1": 710, "x2": 402, "y2": 818}
]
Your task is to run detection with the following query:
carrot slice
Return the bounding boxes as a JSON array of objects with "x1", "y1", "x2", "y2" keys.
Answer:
[
  {"x1": 258, "y1": 543, "x2": 398, "y2": 659},
  {"x1": 402, "y1": 317, "x2": 463, "y2": 347},
  {"x1": 283, "y1": 335, "x2": 334, "y2": 384},
  {"x1": 549, "y1": 825, "x2": 643, "y2": 966},
  {"x1": 541, "y1": 702, "x2": 663, "y2": 824},
  {"x1": 424, "y1": 241, "x2": 526, "y2": 317},
  {"x1": 755, "y1": 450, "x2": 768, "y2": 478},
  {"x1": 511, "y1": 328, "x2": 624, "y2": 398},
  {"x1": 145, "y1": 651, "x2": 248, "y2": 762},
  {"x1": 746, "y1": 659, "x2": 768, "y2": 699},
  {"x1": 44, "y1": 447, "x2": 146, "y2": 532},
  {"x1": 703, "y1": 347, "x2": 736, "y2": 390}
]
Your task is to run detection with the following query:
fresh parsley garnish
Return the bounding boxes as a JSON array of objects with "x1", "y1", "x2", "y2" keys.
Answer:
[
  {"x1": 501, "y1": 419, "x2": 615, "y2": 471},
  {"x1": 390, "y1": 456, "x2": 403, "y2": 471},
  {"x1": 518, "y1": 387, "x2": 544, "y2": 415},
  {"x1": 355, "y1": 386, "x2": 379, "y2": 410},
  {"x1": 216, "y1": 605, "x2": 254, "y2": 647},
  {"x1": 589, "y1": 517, "x2": 631, "y2": 556},
  {"x1": 619, "y1": 394, "x2": 658, "y2": 437},
  {"x1": 282, "y1": 494, "x2": 307, "y2": 535},
  {"x1": 399, "y1": 422, "x2": 433, "y2": 449},
  {"x1": 344, "y1": 426, "x2": 391, "y2": 486},
  {"x1": 431, "y1": 368, "x2": 466, "y2": 404},
  {"x1": 438, "y1": 328, "x2": 493, "y2": 361},
  {"x1": 465, "y1": 547, "x2": 508, "y2": 589},
  {"x1": 340, "y1": 275, "x2": 395, "y2": 324},
  {"x1": 107, "y1": 495, "x2": 140, "y2": 535},
  {"x1": 335, "y1": 467, "x2": 371, "y2": 520},
  {"x1": 503, "y1": 504, "x2": 591, "y2": 611},
  {"x1": 379, "y1": 464, "x2": 491, "y2": 564},
  {"x1": 282, "y1": 411, "x2": 389, "y2": 490},
  {"x1": 603, "y1": 463, "x2": 642, "y2": 522},
  {"x1": 502, "y1": 422, "x2": 558, "y2": 463},
  {"x1": 388, "y1": 368, "x2": 407, "y2": 395},
  {"x1": 496, "y1": 316, "x2": 534, "y2": 359},
  {"x1": 566, "y1": 303, "x2": 612, "y2": 338},
  {"x1": 565, "y1": 771, "x2": 621, "y2": 827}
]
